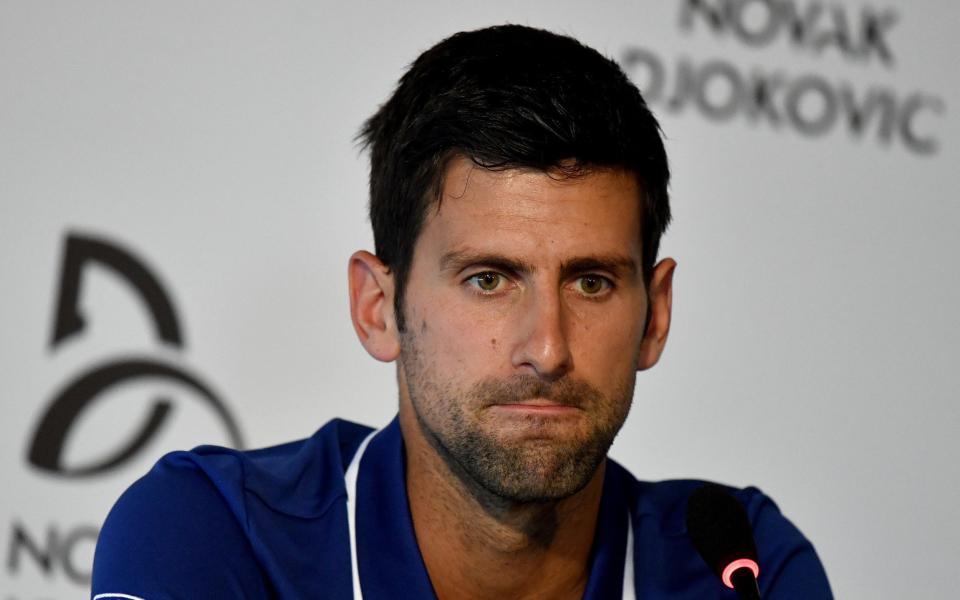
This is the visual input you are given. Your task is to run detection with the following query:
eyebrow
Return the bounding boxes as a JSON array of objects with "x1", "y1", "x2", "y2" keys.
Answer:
[
  {"x1": 439, "y1": 249, "x2": 638, "y2": 279},
  {"x1": 562, "y1": 255, "x2": 638, "y2": 278},
  {"x1": 440, "y1": 250, "x2": 536, "y2": 276}
]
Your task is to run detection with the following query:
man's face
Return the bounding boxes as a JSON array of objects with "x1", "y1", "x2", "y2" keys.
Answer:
[{"x1": 398, "y1": 155, "x2": 651, "y2": 503}]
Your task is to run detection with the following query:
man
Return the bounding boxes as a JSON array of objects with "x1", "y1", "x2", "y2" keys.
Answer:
[{"x1": 92, "y1": 25, "x2": 832, "y2": 599}]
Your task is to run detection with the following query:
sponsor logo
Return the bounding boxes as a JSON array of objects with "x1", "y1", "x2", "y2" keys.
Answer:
[
  {"x1": 7, "y1": 232, "x2": 246, "y2": 594},
  {"x1": 27, "y1": 232, "x2": 244, "y2": 478}
]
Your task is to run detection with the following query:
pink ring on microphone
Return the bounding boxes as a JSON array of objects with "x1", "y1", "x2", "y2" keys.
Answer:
[{"x1": 721, "y1": 558, "x2": 760, "y2": 588}]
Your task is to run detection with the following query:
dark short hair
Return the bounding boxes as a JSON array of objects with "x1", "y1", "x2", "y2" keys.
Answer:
[{"x1": 360, "y1": 24, "x2": 670, "y2": 332}]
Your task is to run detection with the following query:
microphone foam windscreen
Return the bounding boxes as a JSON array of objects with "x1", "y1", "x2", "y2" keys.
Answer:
[{"x1": 685, "y1": 484, "x2": 759, "y2": 577}]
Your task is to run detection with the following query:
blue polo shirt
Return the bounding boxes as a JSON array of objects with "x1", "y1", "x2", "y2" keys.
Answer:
[{"x1": 92, "y1": 417, "x2": 833, "y2": 599}]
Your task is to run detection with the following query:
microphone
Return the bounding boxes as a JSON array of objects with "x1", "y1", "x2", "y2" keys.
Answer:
[{"x1": 685, "y1": 484, "x2": 762, "y2": 600}]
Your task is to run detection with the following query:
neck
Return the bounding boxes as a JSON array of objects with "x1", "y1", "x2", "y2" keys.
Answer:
[{"x1": 399, "y1": 403, "x2": 605, "y2": 600}]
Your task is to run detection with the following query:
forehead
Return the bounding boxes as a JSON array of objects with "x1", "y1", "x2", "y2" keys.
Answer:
[{"x1": 414, "y1": 155, "x2": 644, "y2": 264}]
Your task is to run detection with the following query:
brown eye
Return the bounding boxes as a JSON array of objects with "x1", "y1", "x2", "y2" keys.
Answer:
[
  {"x1": 471, "y1": 272, "x2": 502, "y2": 292},
  {"x1": 578, "y1": 275, "x2": 607, "y2": 295}
]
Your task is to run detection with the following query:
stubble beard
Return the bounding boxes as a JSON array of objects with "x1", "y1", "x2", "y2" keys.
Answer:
[{"x1": 400, "y1": 331, "x2": 636, "y2": 504}]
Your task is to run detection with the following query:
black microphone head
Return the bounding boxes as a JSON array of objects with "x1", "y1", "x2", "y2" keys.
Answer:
[{"x1": 685, "y1": 483, "x2": 759, "y2": 582}]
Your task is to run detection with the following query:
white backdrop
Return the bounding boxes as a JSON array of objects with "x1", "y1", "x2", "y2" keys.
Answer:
[{"x1": 2, "y1": 1, "x2": 957, "y2": 598}]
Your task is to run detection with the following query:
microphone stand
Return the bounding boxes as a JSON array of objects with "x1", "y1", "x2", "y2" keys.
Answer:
[{"x1": 730, "y1": 567, "x2": 761, "y2": 600}]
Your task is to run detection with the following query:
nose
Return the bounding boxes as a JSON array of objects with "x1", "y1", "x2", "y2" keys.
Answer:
[{"x1": 510, "y1": 287, "x2": 573, "y2": 380}]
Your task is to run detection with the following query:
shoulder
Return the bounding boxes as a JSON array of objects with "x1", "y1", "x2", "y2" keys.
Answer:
[
  {"x1": 184, "y1": 416, "x2": 374, "y2": 518},
  {"x1": 610, "y1": 463, "x2": 833, "y2": 598},
  {"x1": 628, "y1": 477, "x2": 792, "y2": 535},
  {"x1": 92, "y1": 418, "x2": 373, "y2": 598},
  {"x1": 632, "y1": 477, "x2": 818, "y2": 557}
]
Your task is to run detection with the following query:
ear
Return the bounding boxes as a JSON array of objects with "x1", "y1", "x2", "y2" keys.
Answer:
[
  {"x1": 637, "y1": 258, "x2": 676, "y2": 371},
  {"x1": 348, "y1": 250, "x2": 401, "y2": 362}
]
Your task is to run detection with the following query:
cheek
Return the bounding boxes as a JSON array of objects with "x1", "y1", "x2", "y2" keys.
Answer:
[
  {"x1": 410, "y1": 296, "x2": 511, "y2": 371},
  {"x1": 569, "y1": 308, "x2": 646, "y2": 371}
]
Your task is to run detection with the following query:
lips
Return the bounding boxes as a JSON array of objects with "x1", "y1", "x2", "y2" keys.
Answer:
[
  {"x1": 470, "y1": 375, "x2": 598, "y2": 413},
  {"x1": 487, "y1": 398, "x2": 582, "y2": 414},
  {"x1": 505, "y1": 398, "x2": 559, "y2": 405}
]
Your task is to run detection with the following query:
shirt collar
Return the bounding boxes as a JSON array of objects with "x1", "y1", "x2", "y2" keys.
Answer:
[{"x1": 354, "y1": 415, "x2": 632, "y2": 599}]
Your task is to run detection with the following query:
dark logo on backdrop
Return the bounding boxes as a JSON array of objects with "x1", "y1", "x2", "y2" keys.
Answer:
[
  {"x1": 26, "y1": 232, "x2": 244, "y2": 478},
  {"x1": 621, "y1": 0, "x2": 947, "y2": 155}
]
